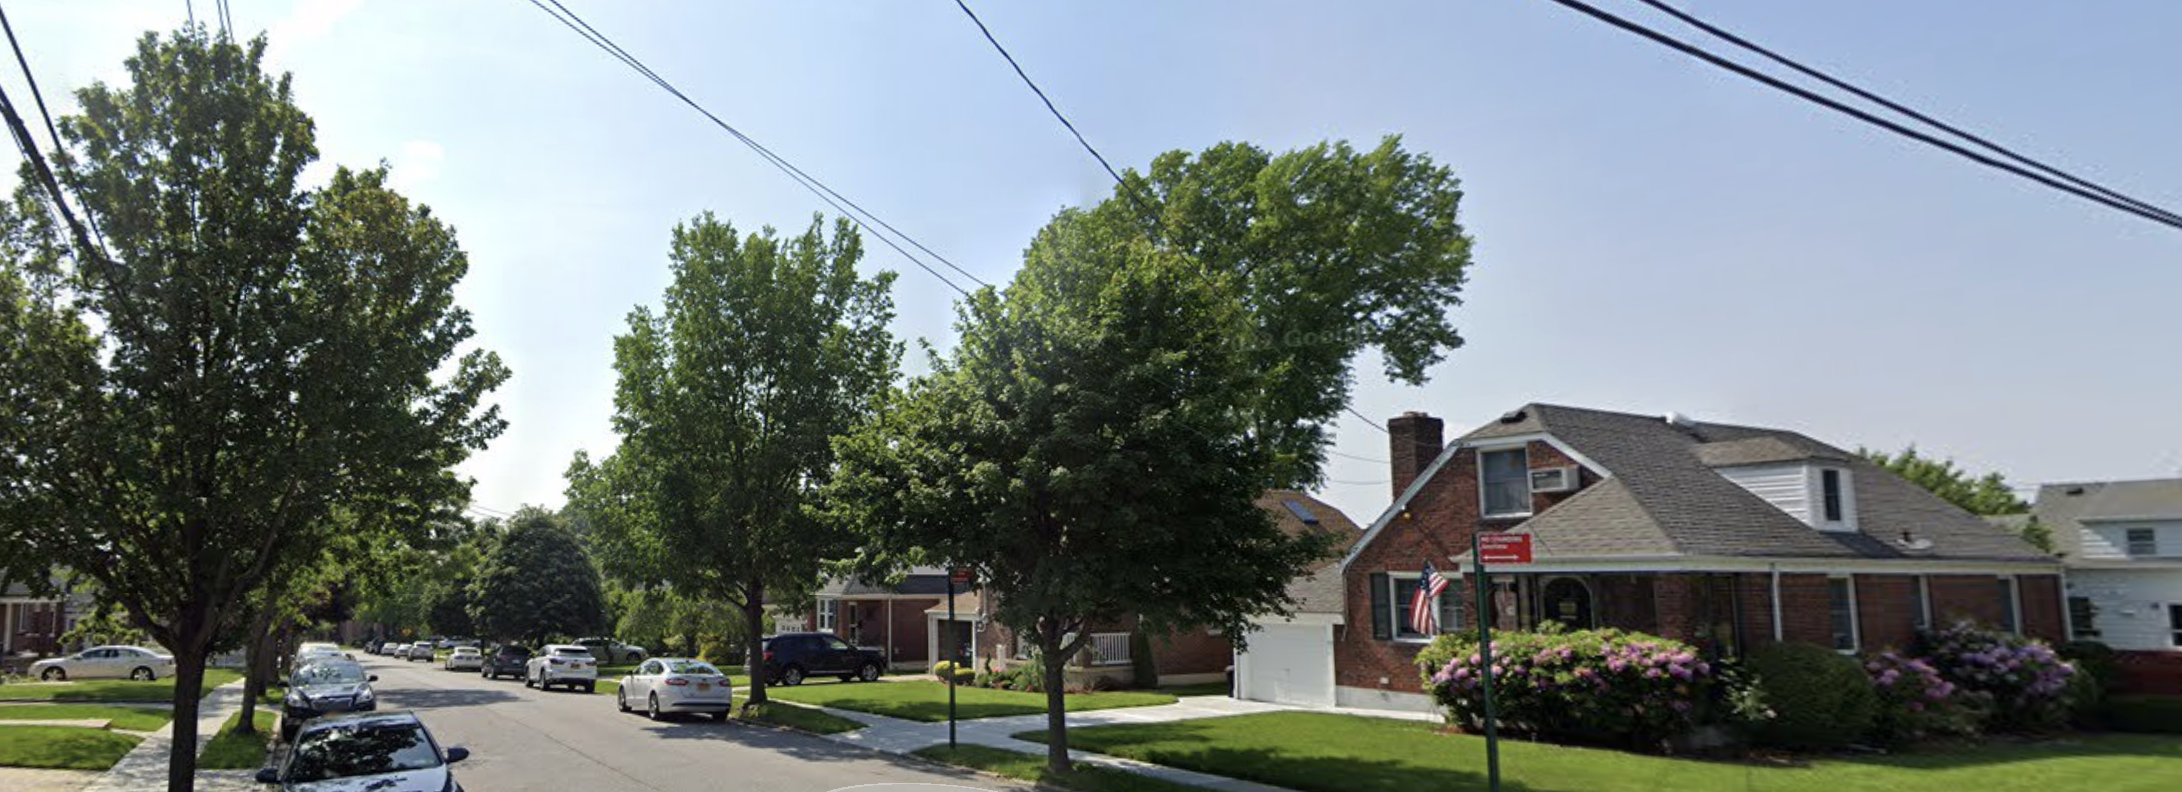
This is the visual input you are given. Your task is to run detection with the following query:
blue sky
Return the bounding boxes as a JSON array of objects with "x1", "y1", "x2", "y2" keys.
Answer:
[{"x1": 14, "y1": 1, "x2": 2179, "y2": 526}]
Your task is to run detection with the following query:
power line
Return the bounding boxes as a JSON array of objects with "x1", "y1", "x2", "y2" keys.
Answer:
[
  {"x1": 1346, "y1": 406, "x2": 1389, "y2": 434},
  {"x1": 951, "y1": 0, "x2": 1124, "y2": 186},
  {"x1": 1630, "y1": 0, "x2": 2182, "y2": 227},
  {"x1": 1326, "y1": 448, "x2": 1389, "y2": 464},
  {"x1": 1539, "y1": 0, "x2": 2182, "y2": 232},
  {"x1": 0, "y1": 2, "x2": 113, "y2": 257},
  {"x1": 186, "y1": 0, "x2": 194, "y2": 28},
  {"x1": 519, "y1": 0, "x2": 983, "y2": 296}
]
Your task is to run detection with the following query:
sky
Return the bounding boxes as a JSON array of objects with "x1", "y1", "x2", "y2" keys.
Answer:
[{"x1": 12, "y1": 0, "x2": 2180, "y2": 528}]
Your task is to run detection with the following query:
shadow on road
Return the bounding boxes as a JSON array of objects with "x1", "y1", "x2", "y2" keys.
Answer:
[
  {"x1": 641, "y1": 717, "x2": 1015, "y2": 789},
  {"x1": 386, "y1": 686, "x2": 523, "y2": 710}
]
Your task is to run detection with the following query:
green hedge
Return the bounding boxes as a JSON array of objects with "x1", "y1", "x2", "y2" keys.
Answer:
[{"x1": 1747, "y1": 642, "x2": 1875, "y2": 749}]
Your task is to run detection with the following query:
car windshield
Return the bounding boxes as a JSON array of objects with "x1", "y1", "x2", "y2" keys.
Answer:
[
  {"x1": 453, "y1": 648, "x2": 478, "y2": 655},
  {"x1": 293, "y1": 664, "x2": 367, "y2": 686},
  {"x1": 285, "y1": 722, "x2": 440, "y2": 782},
  {"x1": 664, "y1": 661, "x2": 719, "y2": 675},
  {"x1": 551, "y1": 647, "x2": 592, "y2": 658},
  {"x1": 497, "y1": 646, "x2": 532, "y2": 657}
]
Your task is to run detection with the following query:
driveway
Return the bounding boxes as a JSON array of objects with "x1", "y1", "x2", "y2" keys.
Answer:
[{"x1": 360, "y1": 653, "x2": 1028, "y2": 792}]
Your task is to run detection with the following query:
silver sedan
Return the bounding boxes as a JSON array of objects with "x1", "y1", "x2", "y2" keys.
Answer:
[
  {"x1": 30, "y1": 645, "x2": 175, "y2": 681},
  {"x1": 615, "y1": 658, "x2": 733, "y2": 721}
]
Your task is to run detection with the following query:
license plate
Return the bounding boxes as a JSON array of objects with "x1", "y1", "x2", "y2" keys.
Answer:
[{"x1": 697, "y1": 683, "x2": 711, "y2": 691}]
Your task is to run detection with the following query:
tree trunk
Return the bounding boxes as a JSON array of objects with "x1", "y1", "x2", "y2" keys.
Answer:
[
  {"x1": 1042, "y1": 632, "x2": 1072, "y2": 774},
  {"x1": 167, "y1": 647, "x2": 208, "y2": 792},
  {"x1": 741, "y1": 579, "x2": 768, "y2": 710},
  {"x1": 237, "y1": 609, "x2": 277, "y2": 736}
]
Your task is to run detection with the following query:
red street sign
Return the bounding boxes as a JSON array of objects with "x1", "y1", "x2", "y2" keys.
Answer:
[
  {"x1": 1477, "y1": 534, "x2": 1533, "y2": 564},
  {"x1": 949, "y1": 568, "x2": 976, "y2": 586}
]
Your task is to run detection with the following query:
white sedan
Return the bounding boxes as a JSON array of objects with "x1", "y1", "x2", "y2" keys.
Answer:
[
  {"x1": 30, "y1": 645, "x2": 175, "y2": 681},
  {"x1": 443, "y1": 646, "x2": 484, "y2": 671},
  {"x1": 616, "y1": 658, "x2": 733, "y2": 721}
]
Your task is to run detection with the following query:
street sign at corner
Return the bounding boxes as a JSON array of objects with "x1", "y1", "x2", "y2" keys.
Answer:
[
  {"x1": 1477, "y1": 533, "x2": 1533, "y2": 565},
  {"x1": 949, "y1": 567, "x2": 975, "y2": 586}
]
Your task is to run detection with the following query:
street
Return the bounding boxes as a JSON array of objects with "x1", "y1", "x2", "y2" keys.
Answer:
[{"x1": 354, "y1": 654, "x2": 1020, "y2": 792}]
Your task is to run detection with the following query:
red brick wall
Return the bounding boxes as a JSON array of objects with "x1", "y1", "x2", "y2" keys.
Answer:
[
  {"x1": 1150, "y1": 627, "x2": 1234, "y2": 677},
  {"x1": 834, "y1": 597, "x2": 940, "y2": 666},
  {"x1": 1927, "y1": 575, "x2": 2004, "y2": 628},
  {"x1": 2017, "y1": 575, "x2": 2064, "y2": 643},
  {"x1": 1855, "y1": 575, "x2": 1917, "y2": 651},
  {"x1": 1774, "y1": 574, "x2": 1834, "y2": 647}
]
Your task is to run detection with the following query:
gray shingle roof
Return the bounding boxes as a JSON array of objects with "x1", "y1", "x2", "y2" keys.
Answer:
[
  {"x1": 816, "y1": 567, "x2": 952, "y2": 598},
  {"x1": 1258, "y1": 489, "x2": 1364, "y2": 614},
  {"x1": 1462, "y1": 404, "x2": 2055, "y2": 564},
  {"x1": 2032, "y1": 478, "x2": 2182, "y2": 558}
]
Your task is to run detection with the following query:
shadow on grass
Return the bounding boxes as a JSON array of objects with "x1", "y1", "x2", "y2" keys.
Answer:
[
  {"x1": 1820, "y1": 732, "x2": 2182, "y2": 772},
  {"x1": 1017, "y1": 723, "x2": 1517, "y2": 792}
]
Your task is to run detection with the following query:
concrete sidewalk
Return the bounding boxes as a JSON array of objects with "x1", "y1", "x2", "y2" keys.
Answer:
[{"x1": 82, "y1": 681, "x2": 259, "y2": 792}]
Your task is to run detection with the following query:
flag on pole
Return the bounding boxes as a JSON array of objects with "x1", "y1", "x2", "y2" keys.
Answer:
[{"x1": 1410, "y1": 561, "x2": 1452, "y2": 635}]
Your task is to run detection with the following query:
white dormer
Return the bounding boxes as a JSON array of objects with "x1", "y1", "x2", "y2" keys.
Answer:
[{"x1": 1716, "y1": 463, "x2": 1859, "y2": 532}]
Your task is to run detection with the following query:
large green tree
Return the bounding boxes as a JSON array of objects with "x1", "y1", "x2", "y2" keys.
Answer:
[
  {"x1": 1860, "y1": 445, "x2": 2030, "y2": 516},
  {"x1": 1089, "y1": 137, "x2": 1473, "y2": 485},
  {"x1": 468, "y1": 509, "x2": 605, "y2": 645},
  {"x1": 830, "y1": 211, "x2": 1330, "y2": 773},
  {"x1": 565, "y1": 213, "x2": 898, "y2": 709},
  {"x1": 0, "y1": 31, "x2": 506, "y2": 791}
]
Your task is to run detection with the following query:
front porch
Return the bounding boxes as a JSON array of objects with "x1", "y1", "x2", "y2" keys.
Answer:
[{"x1": 1458, "y1": 571, "x2": 1756, "y2": 658}]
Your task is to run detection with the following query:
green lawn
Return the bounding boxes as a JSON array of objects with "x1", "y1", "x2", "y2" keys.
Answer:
[
  {"x1": 913, "y1": 744, "x2": 1204, "y2": 792},
  {"x1": 0, "y1": 704, "x2": 174, "y2": 732},
  {"x1": 0, "y1": 668, "x2": 243, "y2": 702},
  {"x1": 0, "y1": 725, "x2": 142, "y2": 770},
  {"x1": 1020, "y1": 712, "x2": 2182, "y2": 792},
  {"x1": 766, "y1": 681, "x2": 1175, "y2": 722},
  {"x1": 742, "y1": 703, "x2": 865, "y2": 735},
  {"x1": 198, "y1": 709, "x2": 276, "y2": 770}
]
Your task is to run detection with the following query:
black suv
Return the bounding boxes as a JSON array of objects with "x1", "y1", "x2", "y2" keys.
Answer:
[
  {"x1": 480, "y1": 644, "x2": 532, "y2": 680},
  {"x1": 761, "y1": 632, "x2": 884, "y2": 686}
]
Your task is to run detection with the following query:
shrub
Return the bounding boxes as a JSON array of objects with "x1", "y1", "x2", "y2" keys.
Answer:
[
  {"x1": 931, "y1": 661, "x2": 975, "y2": 684},
  {"x1": 1863, "y1": 650, "x2": 1974, "y2": 746},
  {"x1": 1745, "y1": 642, "x2": 1876, "y2": 749},
  {"x1": 1421, "y1": 627, "x2": 1730, "y2": 751},
  {"x1": 2106, "y1": 695, "x2": 2182, "y2": 734},
  {"x1": 1919, "y1": 621, "x2": 2076, "y2": 732},
  {"x1": 2057, "y1": 641, "x2": 2120, "y2": 726}
]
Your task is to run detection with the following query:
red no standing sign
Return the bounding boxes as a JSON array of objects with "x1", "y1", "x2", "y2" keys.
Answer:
[{"x1": 1477, "y1": 533, "x2": 1533, "y2": 565}]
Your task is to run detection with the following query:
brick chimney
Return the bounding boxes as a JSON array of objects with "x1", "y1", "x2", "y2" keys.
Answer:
[{"x1": 1388, "y1": 411, "x2": 1444, "y2": 498}]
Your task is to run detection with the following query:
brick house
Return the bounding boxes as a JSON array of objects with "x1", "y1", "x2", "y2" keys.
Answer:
[
  {"x1": 784, "y1": 568, "x2": 952, "y2": 670},
  {"x1": 1331, "y1": 404, "x2": 2064, "y2": 712},
  {"x1": 2032, "y1": 478, "x2": 2182, "y2": 693}
]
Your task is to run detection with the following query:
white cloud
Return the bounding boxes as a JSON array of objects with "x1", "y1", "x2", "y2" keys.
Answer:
[
  {"x1": 389, "y1": 140, "x2": 445, "y2": 192},
  {"x1": 264, "y1": 0, "x2": 368, "y2": 66}
]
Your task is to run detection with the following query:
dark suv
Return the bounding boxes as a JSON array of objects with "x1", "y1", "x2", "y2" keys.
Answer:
[
  {"x1": 480, "y1": 644, "x2": 532, "y2": 680},
  {"x1": 761, "y1": 632, "x2": 884, "y2": 686}
]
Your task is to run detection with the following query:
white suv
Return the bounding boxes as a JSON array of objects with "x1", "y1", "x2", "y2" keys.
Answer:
[{"x1": 526, "y1": 645, "x2": 598, "y2": 692}]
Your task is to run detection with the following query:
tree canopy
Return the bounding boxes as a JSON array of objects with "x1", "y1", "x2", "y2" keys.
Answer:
[
  {"x1": 1859, "y1": 445, "x2": 2030, "y2": 516},
  {"x1": 0, "y1": 30, "x2": 505, "y2": 791},
  {"x1": 468, "y1": 509, "x2": 605, "y2": 644},
  {"x1": 565, "y1": 213, "x2": 898, "y2": 707}
]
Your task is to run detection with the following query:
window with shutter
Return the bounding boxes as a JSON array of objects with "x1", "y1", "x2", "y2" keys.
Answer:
[{"x1": 1369, "y1": 573, "x2": 1391, "y2": 640}]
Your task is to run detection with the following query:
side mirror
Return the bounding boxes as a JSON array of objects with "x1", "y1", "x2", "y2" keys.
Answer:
[
  {"x1": 368, "y1": 675, "x2": 379, "y2": 682},
  {"x1": 253, "y1": 768, "x2": 279, "y2": 784},
  {"x1": 444, "y1": 746, "x2": 469, "y2": 763}
]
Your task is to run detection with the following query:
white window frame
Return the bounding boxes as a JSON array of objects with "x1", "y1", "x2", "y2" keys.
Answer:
[
  {"x1": 1387, "y1": 572, "x2": 1458, "y2": 644},
  {"x1": 1812, "y1": 467, "x2": 1858, "y2": 531},
  {"x1": 2126, "y1": 527, "x2": 2158, "y2": 557},
  {"x1": 816, "y1": 598, "x2": 838, "y2": 632},
  {"x1": 1909, "y1": 574, "x2": 1932, "y2": 633},
  {"x1": 2068, "y1": 596, "x2": 2100, "y2": 640},
  {"x1": 1827, "y1": 575, "x2": 1860, "y2": 653},
  {"x1": 1997, "y1": 576, "x2": 2022, "y2": 635},
  {"x1": 1478, "y1": 447, "x2": 1533, "y2": 519},
  {"x1": 2169, "y1": 604, "x2": 2182, "y2": 648}
]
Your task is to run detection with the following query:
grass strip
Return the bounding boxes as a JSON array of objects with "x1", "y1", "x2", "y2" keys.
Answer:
[
  {"x1": 741, "y1": 703, "x2": 864, "y2": 735},
  {"x1": 768, "y1": 681, "x2": 1175, "y2": 722},
  {"x1": 198, "y1": 709, "x2": 277, "y2": 770},
  {"x1": 0, "y1": 668, "x2": 243, "y2": 703},
  {"x1": 0, "y1": 704, "x2": 174, "y2": 732},
  {"x1": 0, "y1": 724, "x2": 142, "y2": 770},
  {"x1": 912, "y1": 744, "x2": 1205, "y2": 792}
]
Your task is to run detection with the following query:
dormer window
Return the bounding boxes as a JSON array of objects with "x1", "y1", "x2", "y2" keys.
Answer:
[
  {"x1": 1821, "y1": 469, "x2": 1844, "y2": 522},
  {"x1": 1716, "y1": 463, "x2": 1856, "y2": 531},
  {"x1": 1481, "y1": 447, "x2": 1531, "y2": 518}
]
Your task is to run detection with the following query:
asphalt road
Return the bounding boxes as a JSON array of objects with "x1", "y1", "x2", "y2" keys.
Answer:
[{"x1": 356, "y1": 653, "x2": 1023, "y2": 792}]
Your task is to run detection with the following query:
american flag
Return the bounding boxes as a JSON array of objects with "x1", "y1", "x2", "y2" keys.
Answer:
[{"x1": 1409, "y1": 561, "x2": 1452, "y2": 635}]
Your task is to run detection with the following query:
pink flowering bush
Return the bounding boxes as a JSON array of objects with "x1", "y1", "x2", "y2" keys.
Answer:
[
  {"x1": 1420, "y1": 626, "x2": 1745, "y2": 750},
  {"x1": 1864, "y1": 650, "x2": 1976, "y2": 745},
  {"x1": 1919, "y1": 621, "x2": 2077, "y2": 732}
]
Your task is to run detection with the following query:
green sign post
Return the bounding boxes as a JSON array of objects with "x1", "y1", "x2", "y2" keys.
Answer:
[{"x1": 1471, "y1": 531, "x2": 1503, "y2": 792}]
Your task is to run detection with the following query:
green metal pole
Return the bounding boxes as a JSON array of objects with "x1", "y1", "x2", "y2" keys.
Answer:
[
  {"x1": 948, "y1": 575, "x2": 958, "y2": 750},
  {"x1": 1473, "y1": 532, "x2": 1501, "y2": 792}
]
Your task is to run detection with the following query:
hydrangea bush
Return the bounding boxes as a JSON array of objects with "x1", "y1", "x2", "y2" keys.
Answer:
[
  {"x1": 1420, "y1": 626, "x2": 1742, "y2": 750},
  {"x1": 1864, "y1": 650, "x2": 1975, "y2": 745},
  {"x1": 1919, "y1": 621, "x2": 2077, "y2": 732}
]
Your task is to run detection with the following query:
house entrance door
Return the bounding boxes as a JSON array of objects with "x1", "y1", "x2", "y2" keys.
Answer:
[{"x1": 1539, "y1": 577, "x2": 1596, "y2": 628}]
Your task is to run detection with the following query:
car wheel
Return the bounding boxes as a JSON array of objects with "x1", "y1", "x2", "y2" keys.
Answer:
[
  {"x1": 525, "y1": 670, "x2": 537, "y2": 689},
  {"x1": 857, "y1": 662, "x2": 880, "y2": 683},
  {"x1": 617, "y1": 687, "x2": 630, "y2": 713},
  {"x1": 647, "y1": 693, "x2": 661, "y2": 721},
  {"x1": 40, "y1": 667, "x2": 65, "y2": 682},
  {"x1": 584, "y1": 682, "x2": 595, "y2": 694},
  {"x1": 783, "y1": 666, "x2": 805, "y2": 686},
  {"x1": 130, "y1": 667, "x2": 156, "y2": 682},
  {"x1": 711, "y1": 709, "x2": 730, "y2": 723}
]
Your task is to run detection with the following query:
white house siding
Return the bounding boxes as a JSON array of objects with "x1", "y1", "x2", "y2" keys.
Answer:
[
  {"x1": 1718, "y1": 464, "x2": 1813, "y2": 524},
  {"x1": 2069, "y1": 568, "x2": 2182, "y2": 651},
  {"x1": 2078, "y1": 520, "x2": 2182, "y2": 561}
]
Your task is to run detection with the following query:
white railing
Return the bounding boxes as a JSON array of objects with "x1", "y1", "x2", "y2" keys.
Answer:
[{"x1": 1086, "y1": 632, "x2": 1131, "y2": 666}]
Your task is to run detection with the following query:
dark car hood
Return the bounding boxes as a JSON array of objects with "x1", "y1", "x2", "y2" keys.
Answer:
[
  {"x1": 295, "y1": 682, "x2": 370, "y2": 700},
  {"x1": 287, "y1": 766, "x2": 447, "y2": 792}
]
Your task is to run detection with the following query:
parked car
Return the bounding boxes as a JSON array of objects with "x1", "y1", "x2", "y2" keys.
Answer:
[
  {"x1": 255, "y1": 711, "x2": 469, "y2": 791},
  {"x1": 480, "y1": 644, "x2": 532, "y2": 680},
  {"x1": 280, "y1": 660, "x2": 378, "y2": 741},
  {"x1": 29, "y1": 645, "x2": 175, "y2": 682},
  {"x1": 404, "y1": 642, "x2": 436, "y2": 662},
  {"x1": 443, "y1": 647, "x2": 484, "y2": 672},
  {"x1": 760, "y1": 632, "x2": 883, "y2": 686},
  {"x1": 616, "y1": 658, "x2": 732, "y2": 721},
  {"x1": 294, "y1": 643, "x2": 347, "y2": 667},
  {"x1": 385, "y1": 643, "x2": 410, "y2": 657},
  {"x1": 573, "y1": 637, "x2": 647, "y2": 665},
  {"x1": 525, "y1": 644, "x2": 598, "y2": 692}
]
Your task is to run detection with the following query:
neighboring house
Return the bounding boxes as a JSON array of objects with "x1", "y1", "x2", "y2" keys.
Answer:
[
  {"x1": 786, "y1": 567, "x2": 953, "y2": 670},
  {"x1": 2, "y1": 576, "x2": 91, "y2": 662},
  {"x1": 1335, "y1": 404, "x2": 2064, "y2": 712},
  {"x1": 963, "y1": 491, "x2": 1358, "y2": 690},
  {"x1": 2032, "y1": 478, "x2": 2182, "y2": 693},
  {"x1": 1233, "y1": 490, "x2": 1366, "y2": 707}
]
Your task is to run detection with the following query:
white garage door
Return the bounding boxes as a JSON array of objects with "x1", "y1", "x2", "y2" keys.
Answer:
[{"x1": 1238, "y1": 622, "x2": 1333, "y2": 708}]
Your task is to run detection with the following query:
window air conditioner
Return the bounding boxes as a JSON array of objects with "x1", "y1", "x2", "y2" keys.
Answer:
[{"x1": 1529, "y1": 466, "x2": 1579, "y2": 494}]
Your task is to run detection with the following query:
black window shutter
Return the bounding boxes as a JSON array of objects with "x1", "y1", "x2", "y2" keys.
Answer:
[
  {"x1": 1438, "y1": 584, "x2": 1461, "y2": 634},
  {"x1": 1370, "y1": 573, "x2": 1391, "y2": 640}
]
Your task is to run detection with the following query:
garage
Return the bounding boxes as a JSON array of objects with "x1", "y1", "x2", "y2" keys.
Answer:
[{"x1": 1235, "y1": 621, "x2": 1335, "y2": 708}]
